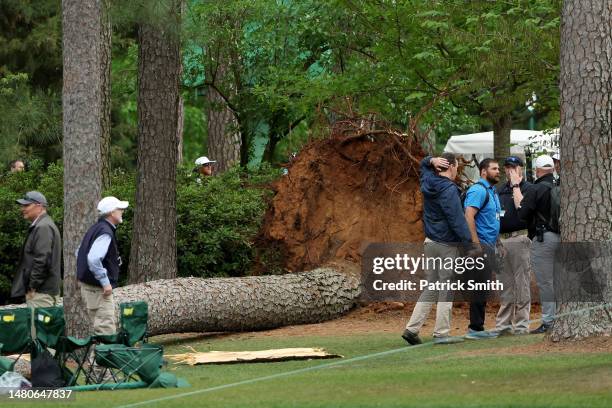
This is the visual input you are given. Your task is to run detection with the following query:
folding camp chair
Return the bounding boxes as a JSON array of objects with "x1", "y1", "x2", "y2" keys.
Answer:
[
  {"x1": 92, "y1": 343, "x2": 164, "y2": 389},
  {"x1": 87, "y1": 301, "x2": 161, "y2": 387},
  {"x1": 0, "y1": 344, "x2": 16, "y2": 375},
  {"x1": 33, "y1": 306, "x2": 96, "y2": 387},
  {"x1": 117, "y1": 301, "x2": 148, "y2": 346},
  {"x1": 0, "y1": 307, "x2": 33, "y2": 370}
]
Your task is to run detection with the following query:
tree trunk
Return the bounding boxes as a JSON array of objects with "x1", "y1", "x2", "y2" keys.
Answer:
[
  {"x1": 206, "y1": 69, "x2": 241, "y2": 173},
  {"x1": 1, "y1": 269, "x2": 361, "y2": 336},
  {"x1": 100, "y1": 0, "x2": 112, "y2": 190},
  {"x1": 492, "y1": 113, "x2": 512, "y2": 165},
  {"x1": 177, "y1": 94, "x2": 184, "y2": 164},
  {"x1": 551, "y1": 0, "x2": 612, "y2": 341},
  {"x1": 62, "y1": 0, "x2": 105, "y2": 336},
  {"x1": 129, "y1": 2, "x2": 181, "y2": 283}
]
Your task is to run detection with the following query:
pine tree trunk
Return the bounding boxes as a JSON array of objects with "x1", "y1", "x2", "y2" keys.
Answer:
[
  {"x1": 206, "y1": 61, "x2": 241, "y2": 173},
  {"x1": 177, "y1": 94, "x2": 184, "y2": 164},
  {"x1": 100, "y1": 0, "x2": 112, "y2": 190},
  {"x1": 1, "y1": 269, "x2": 361, "y2": 335},
  {"x1": 62, "y1": 0, "x2": 105, "y2": 336},
  {"x1": 129, "y1": 2, "x2": 181, "y2": 283},
  {"x1": 551, "y1": 0, "x2": 612, "y2": 341}
]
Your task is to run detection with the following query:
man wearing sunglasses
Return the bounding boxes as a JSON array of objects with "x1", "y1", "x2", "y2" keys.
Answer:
[
  {"x1": 494, "y1": 156, "x2": 532, "y2": 335},
  {"x1": 194, "y1": 156, "x2": 216, "y2": 180}
]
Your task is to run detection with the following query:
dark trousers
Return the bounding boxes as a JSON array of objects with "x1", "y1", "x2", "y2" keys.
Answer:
[{"x1": 466, "y1": 244, "x2": 496, "y2": 331}]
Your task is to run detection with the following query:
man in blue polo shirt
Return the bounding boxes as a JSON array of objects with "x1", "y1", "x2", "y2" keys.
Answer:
[{"x1": 463, "y1": 158, "x2": 501, "y2": 339}]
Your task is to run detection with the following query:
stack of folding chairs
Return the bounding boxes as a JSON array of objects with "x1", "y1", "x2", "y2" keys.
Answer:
[{"x1": 12, "y1": 301, "x2": 176, "y2": 391}]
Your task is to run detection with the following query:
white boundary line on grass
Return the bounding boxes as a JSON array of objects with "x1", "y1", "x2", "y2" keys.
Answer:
[{"x1": 115, "y1": 303, "x2": 610, "y2": 408}]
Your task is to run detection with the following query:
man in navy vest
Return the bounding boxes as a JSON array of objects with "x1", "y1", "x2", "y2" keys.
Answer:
[{"x1": 77, "y1": 196, "x2": 128, "y2": 335}]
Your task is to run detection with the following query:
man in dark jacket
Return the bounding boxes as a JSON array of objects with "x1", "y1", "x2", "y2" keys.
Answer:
[
  {"x1": 11, "y1": 191, "x2": 61, "y2": 309},
  {"x1": 494, "y1": 156, "x2": 532, "y2": 335},
  {"x1": 77, "y1": 196, "x2": 128, "y2": 335},
  {"x1": 510, "y1": 154, "x2": 560, "y2": 333},
  {"x1": 402, "y1": 153, "x2": 471, "y2": 346}
]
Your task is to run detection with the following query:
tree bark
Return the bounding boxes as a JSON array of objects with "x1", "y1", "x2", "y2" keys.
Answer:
[
  {"x1": 492, "y1": 113, "x2": 512, "y2": 165},
  {"x1": 206, "y1": 61, "x2": 241, "y2": 173},
  {"x1": 129, "y1": 2, "x2": 181, "y2": 283},
  {"x1": 551, "y1": 0, "x2": 612, "y2": 341},
  {"x1": 177, "y1": 94, "x2": 184, "y2": 164},
  {"x1": 100, "y1": 0, "x2": 112, "y2": 190},
  {"x1": 1, "y1": 269, "x2": 361, "y2": 336},
  {"x1": 62, "y1": 0, "x2": 105, "y2": 336}
]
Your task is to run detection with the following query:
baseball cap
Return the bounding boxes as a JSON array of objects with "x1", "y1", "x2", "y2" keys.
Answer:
[
  {"x1": 97, "y1": 196, "x2": 129, "y2": 214},
  {"x1": 16, "y1": 191, "x2": 48, "y2": 207},
  {"x1": 534, "y1": 154, "x2": 554, "y2": 168},
  {"x1": 504, "y1": 156, "x2": 524, "y2": 167},
  {"x1": 195, "y1": 156, "x2": 216, "y2": 166}
]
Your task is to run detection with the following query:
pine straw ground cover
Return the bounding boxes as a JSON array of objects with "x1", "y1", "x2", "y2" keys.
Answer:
[{"x1": 15, "y1": 325, "x2": 611, "y2": 408}]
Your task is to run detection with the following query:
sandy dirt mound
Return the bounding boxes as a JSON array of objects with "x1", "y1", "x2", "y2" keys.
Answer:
[{"x1": 259, "y1": 119, "x2": 426, "y2": 272}]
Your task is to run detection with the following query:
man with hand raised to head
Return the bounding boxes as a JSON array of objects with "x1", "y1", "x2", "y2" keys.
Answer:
[{"x1": 402, "y1": 153, "x2": 471, "y2": 346}]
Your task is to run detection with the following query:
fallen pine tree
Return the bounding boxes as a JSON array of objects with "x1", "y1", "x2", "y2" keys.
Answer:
[{"x1": 1, "y1": 268, "x2": 361, "y2": 336}]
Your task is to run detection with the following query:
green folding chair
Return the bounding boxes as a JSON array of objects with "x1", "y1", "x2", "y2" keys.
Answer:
[
  {"x1": 93, "y1": 343, "x2": 164, "y2": 389},
  {"x1": 118, "y1": 301, "x2": 148, "y2": 347},
  {"x1": 93, "y1": 301, "x2": 148, "y2": 348},
  {"x1": 0, "y1": 307, "x2": 33, "y2": 368},
  {"x1": 33, "y1": 306, "x2": 95, "y2": 386},
  {"x1": 0, "y1": 344, "x2": 16, "y2": 375}
]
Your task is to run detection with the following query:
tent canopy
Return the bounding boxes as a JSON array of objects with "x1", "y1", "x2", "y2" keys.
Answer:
[{"x1": 444, "y1": 129, "x2": 559, "y2": 155}]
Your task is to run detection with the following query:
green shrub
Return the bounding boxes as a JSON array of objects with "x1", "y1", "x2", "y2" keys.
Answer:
[{"x1": 0, "y1": 162, "x2": 281, "y2": 302}]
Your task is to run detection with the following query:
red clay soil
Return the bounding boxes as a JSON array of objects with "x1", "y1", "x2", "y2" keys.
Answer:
[{"x1": 259, "y1": 120, "x2": 426, "y2": 272}]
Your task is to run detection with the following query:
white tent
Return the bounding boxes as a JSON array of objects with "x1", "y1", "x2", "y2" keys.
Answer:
[
  {"x1": 444, "y1": 129, "x2": 559, "y2": 155},
  {"x1": 444, "y1": 129, "x2": 559, "y2": 181}
]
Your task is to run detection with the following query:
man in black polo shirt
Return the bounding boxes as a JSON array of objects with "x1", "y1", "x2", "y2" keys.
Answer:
[
  {"x1": 495, "y1": 156, "x2": 532, "y2": 335},
  {"x1": 509, "y1": 154, "x2": 560, "y2": 333}
]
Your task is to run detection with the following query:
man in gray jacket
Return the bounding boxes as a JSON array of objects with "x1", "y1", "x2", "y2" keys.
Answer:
[{"x1": 11, "y1": 191, "x2": 62, "y2": 309}]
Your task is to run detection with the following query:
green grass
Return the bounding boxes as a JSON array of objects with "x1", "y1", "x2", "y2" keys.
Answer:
[{"x1": 12, "y1": 333, "x2": 612, "y2": 408}]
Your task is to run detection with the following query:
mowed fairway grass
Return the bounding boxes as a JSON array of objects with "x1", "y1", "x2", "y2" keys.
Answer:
[{"x1": 15, "y1": 333, "x2": 612, "y2": 408}]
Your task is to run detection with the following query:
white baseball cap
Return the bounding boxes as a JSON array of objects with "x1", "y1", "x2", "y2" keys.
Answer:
[
  {"x1": 97, "y1": 196, "x2": 129, "y2": 214},
  {"x1": 195, "y1": 156, "x2": 216, "y2": 166},
  {"x1": 534, "y1": 154, "x2": 554, "y2": 168}
]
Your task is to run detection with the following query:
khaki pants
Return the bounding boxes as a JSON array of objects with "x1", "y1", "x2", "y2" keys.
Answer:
[
  {"x1": 26, "y1": 292, "x2": 58, "y2": 338},
  {"x1": 80, "y1": 283, "x2": 116, "y2": 335},
  {"x1": 496, "y1": 235, "x2": 531, "y2": 333},
  {"x1": 405, "y1": 238, "x2": 458, "y2": 338}
]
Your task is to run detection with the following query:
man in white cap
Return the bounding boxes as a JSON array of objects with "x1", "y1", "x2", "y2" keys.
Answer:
[
  {"x1": 194, "y1": 156, "x2": 216, "y2": 179},
  {"x1": 76, "y1": 196, "x2": 129, "y2": 335},
  {"x1": 552, "y1": 152, "x2": 561, "y2": 184},
  {"x1": 509, "y1": 154, "x2": 560, "y2": 333}
]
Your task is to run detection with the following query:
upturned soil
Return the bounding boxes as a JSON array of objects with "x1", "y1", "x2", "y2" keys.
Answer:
[{"x1": 259, "y1": 120, "x2": 426, "y2": 272}]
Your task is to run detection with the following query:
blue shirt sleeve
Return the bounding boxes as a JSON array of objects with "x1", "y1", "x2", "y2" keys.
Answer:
[
  {"x1": 464, "y1": 184, "x2": 487, "y2": 210},
  {"x1": 86, "y1": 234, "x2": 112, "y2": 287}
]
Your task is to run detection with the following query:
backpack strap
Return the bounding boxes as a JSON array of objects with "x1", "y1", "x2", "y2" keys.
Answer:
[{"x1": 473, "y1": 181, "x2": 490, "y2": 212}]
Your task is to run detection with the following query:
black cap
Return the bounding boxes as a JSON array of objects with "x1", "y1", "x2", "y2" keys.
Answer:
[
  {"x1": 504, "y1": 156, "x2": 524, "y2": 167},
  {"x1": 16, "y1": 191, "x2": 48, "y2": 207}
]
